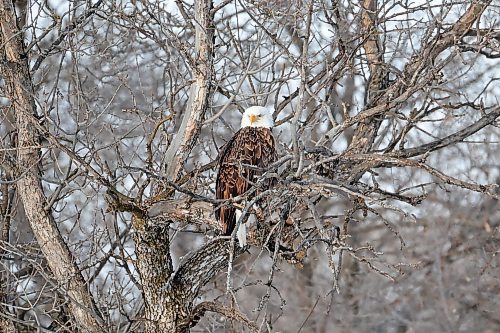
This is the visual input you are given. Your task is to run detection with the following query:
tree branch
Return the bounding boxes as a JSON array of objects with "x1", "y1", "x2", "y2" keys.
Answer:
[
  {"x1": 0, "y1": 0, "x2": 103, "y2": 331},
  {"x1": 331, "y1": 0, "x2": 492, "y2": 183},
  {"x1": 170, "y1": 238, "x2": 242, "y2": 305},
  {"x1": 345, "y1": 0, "x2": 386, "y2": 156},
  {"x1": 191, "y1": 301, "x2": 259, "y2": 332},
  {"x1": 31, "y1": 0, "x2": 104, "y2": 72},
  {"x1": 164, "y1": 0, "x2": 215, "y2": 182},
  {"x1": 343, "y1": 154, "x2": 498, "y2": 198},
  {"x1": 395, "y1": 107, "x2": 500, "y2": 158}
]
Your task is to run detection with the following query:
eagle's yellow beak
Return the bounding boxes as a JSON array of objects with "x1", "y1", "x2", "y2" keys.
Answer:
[{"x1": 249, "y1": 114, "x2": 257, "y2": 124}]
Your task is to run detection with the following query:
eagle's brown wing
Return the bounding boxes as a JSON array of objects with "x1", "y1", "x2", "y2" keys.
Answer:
[{"x1": 215, "y1": 127, "x2": 277, "y2": 235}]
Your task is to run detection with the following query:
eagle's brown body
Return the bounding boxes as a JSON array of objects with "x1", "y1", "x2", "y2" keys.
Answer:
[{"x1": 215, "y1": 127, "x2": 277, "y2": 235}]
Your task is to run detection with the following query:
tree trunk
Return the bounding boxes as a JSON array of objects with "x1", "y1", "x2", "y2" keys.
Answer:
[
  {"x1": 0, "y1": 0, "x2": 102, "y2": 331},
  {"x1": 114, "y1": 199, "x2": 239, "y2": 333},
  {"x1": 133, "y1": 216, "x2": 179, "y2": 332},
  {"x1": 134, "y1": 213, "x2": 238, "y2": 332}
]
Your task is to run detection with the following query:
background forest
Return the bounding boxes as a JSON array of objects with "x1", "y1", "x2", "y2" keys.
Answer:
[{"x1": 1, "y1": 0, "x2": 499, "y2": 332}]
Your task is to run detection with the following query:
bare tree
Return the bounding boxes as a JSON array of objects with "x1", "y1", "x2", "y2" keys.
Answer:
[{"x1": 1, "y1": 0, "x2": 499, "y2": 332}]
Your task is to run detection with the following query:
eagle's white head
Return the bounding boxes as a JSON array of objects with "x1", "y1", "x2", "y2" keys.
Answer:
[{"x1": 240, "y1": 106, "x2": 274, "y2": 128}]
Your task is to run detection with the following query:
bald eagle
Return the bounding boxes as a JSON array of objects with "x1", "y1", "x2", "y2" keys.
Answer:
[{"x1": 215, "y1": 106, "x2": 277, "y2": 247}]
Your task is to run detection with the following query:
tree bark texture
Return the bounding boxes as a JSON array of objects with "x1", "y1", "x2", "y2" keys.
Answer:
[
  {"x1": 104, "y1": 190, "x2": 242, "y2": 332},
  {"x1": 130, "y1": 202, "x2": 238, "y2": 333},
  {"x1": 0, "y1": 0, "x2": 102, "y2": 331},
  {"x1": 347, "y1": 0, "x2": 385, "y2": 156}
]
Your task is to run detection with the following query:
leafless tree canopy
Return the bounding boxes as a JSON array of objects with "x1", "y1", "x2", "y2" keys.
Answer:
[{"x1": 1, "y1": 0, "x2": 499, "y2": 332}]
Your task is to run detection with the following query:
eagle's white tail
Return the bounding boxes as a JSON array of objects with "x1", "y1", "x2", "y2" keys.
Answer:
[{"x1": 235, "y1": 209, "x2": 247, "y2": 247}]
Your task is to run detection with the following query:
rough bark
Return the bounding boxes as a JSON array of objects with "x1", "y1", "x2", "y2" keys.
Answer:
[
  {"x1": 0, "y1": 0, "x2": 102, "y2": 331},
  {"x1": 0, "y1": 319, "x2": 16, "y2": 333},
  {"x1": 134, "y1": 214, "x2": 176, "y2": 332},
  {"x1": 108, "y1": 197, "x2": 240, "y2": 333},
  {"x1": 0, "y1": 178, "x2": 16, "y2": 332},
  {"x1": 346, "y1": 0, "x2": 385, "y2": 156}
]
